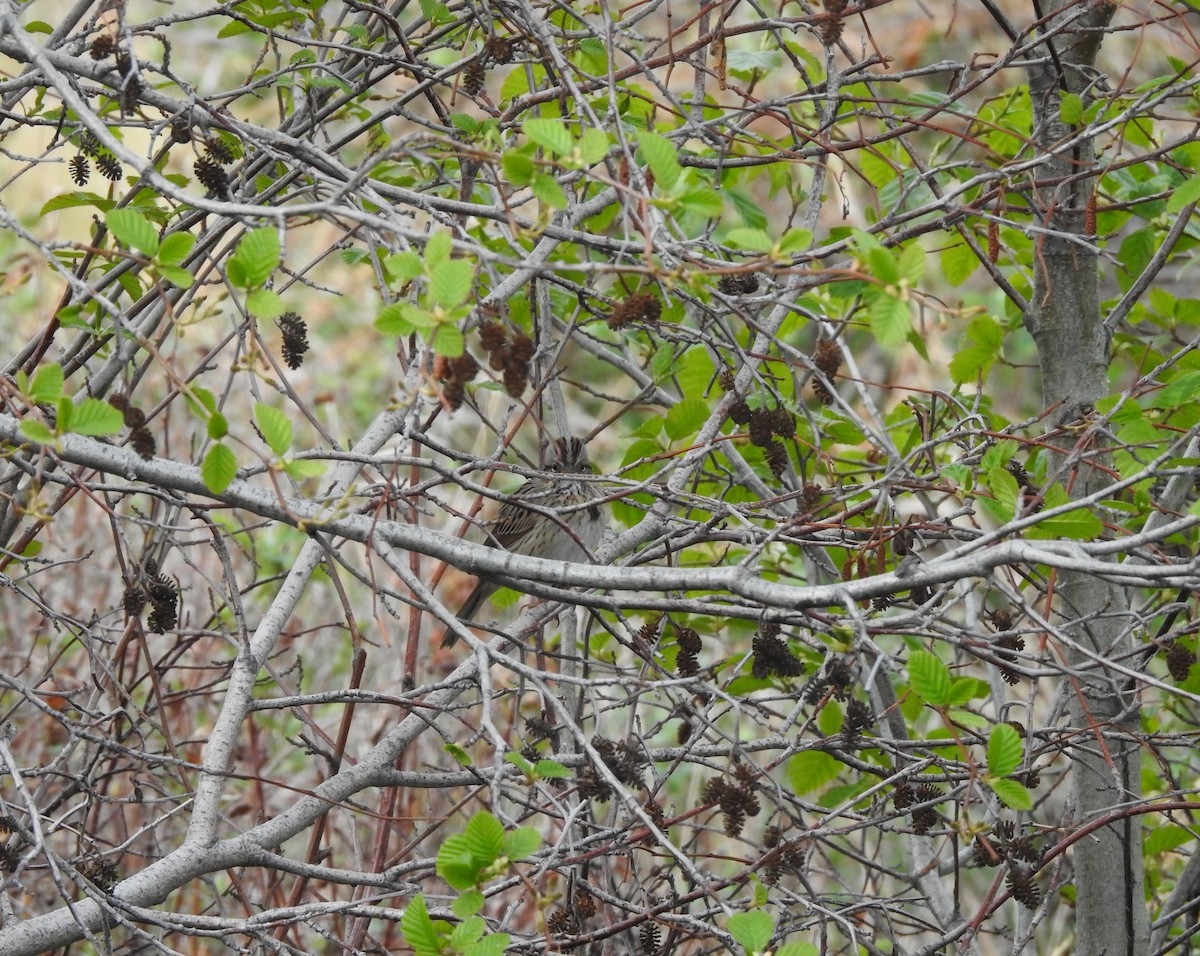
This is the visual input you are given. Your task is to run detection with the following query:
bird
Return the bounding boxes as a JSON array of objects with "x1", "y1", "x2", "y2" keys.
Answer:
[{"x1": 441, "y1": 437, "x2": 606, "y2": 647}]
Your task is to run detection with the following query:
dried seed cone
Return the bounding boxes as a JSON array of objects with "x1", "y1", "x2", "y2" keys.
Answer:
[
  {"x1": 812, "y1": 337, "x2": 842, "y2": 404},
  {"x1": 69, "y1": 154, "x2": 90, "y2": 186},
  {"x1": 1166, "y1": 641, "x2": 1194, "y2": 681},
  {"x1": 718, "y1": 273, "x2": 760, "y2": 295},
  {"x1": 987, "y1": 220, "x2": 1001, "y2": 263},
  {"x1": 608, "y1": 293, "x2": 661, "y2": 329},
  {"x1": 820, "y1": 0, "x2": 847, "y2": 45},
  {"x1": 483, "y1": 36, "x2": 514, "y2": 64},
  {"x1": 462, "y1": 58, "x2": 486, "y2": 96},
  {"x1": 278, "y1": 312, "x2": 310, "y2": 370}
]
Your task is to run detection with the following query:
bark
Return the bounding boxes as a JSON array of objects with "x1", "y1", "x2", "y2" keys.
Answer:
[{"x1": 1025, "y1": 2, "x2": 1149, "y2": 954}]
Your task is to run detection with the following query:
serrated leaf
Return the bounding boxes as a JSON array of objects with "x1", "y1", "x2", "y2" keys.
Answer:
[
  {"x1": 284, "y1": 459, "x2": 326, "y2": 479},
  {"x1": 384, "y1": 251, "x2": 424, "y2": 280},
  {"x1": 425, "y1": 232, "x2": 452, "y2": 269},
  {"x1": 156, "y1": 265, "x2": 194, "y2": 288},
  {"x1": 665, "y1": 397, "x2": 708, "y2": 440},
  {"x1": 156, "y1": 232, "x2": 196, "y2": 266},
  {"x1": 201, "y1": 443, "x2": 237, "y2": 494},
  {"x1": 69, "y1": 399, "x2": 125, "y2": 436},
  {"x1": 531, "y1": 172, "x2": 567, "y2": 209},
  {"x1": 981, "y1": 465, "x2": 1020, "y2": 525},
  {"x1": 1168, "y1": 174, "x2": 1200, "y2": 214},
  {"x1": 725, "y1": 227, "x2": 773, "y2": 252},
  {"x1": 431, "y1": 324, "x2": 465, "y2": 357},
  {"x1": 1152, "y1": 370, "x2": 1200, "y2": 409},
  {"x1": 246, "y1": 288, "x2": 285, "y2": 318},
  {"x1": 898, "y1": 242, "x2": 926, "y2": 284},
  {"x1": 504, "y1": 751, "x2": 535, "y2": 776},
  {"x1": 453, "y1": 890, "x2": 486, "y2": 918},
  {"x1": 19, "y1": 420, "x2": 54, "y2": 443},
  {"x1": 524, "y1": 118, "x2": 573, "y2": 157},
  {"x1": 941, "y1": 241, "x2": 978, "y2": 286},
  {"x1": 502, "y1": 826, "x2": 540, "y2": 860},
  {"x1": 578, "y1": 128, "x2": 610, "y2": 164},
  {"x1": 429, "y1": 259, "x2": 474, "y2": 308},
  {"x1": 229, "y1": 227, "x2": 281, "y2": 288},
  {"x1": 868, "y1": 292, "x2": 910, "y2": 348},
  {"x1": 677, "y1": 186, "x2": 724, "y2": 218},
  {"x1": 990, "y1": 778, "x2": 1033, "y2": 811},
  {"x1": 106, "y1": 208, "x2": 159, "y2": 257},
  {"x1": 1145, "y1": 824, "x2": 1192, "y2": 855},
  {"x1": 40, "y1": 192, "x2": 115, "y2": 216},
  {"x1": 534, "y1": 759, "x2": 571, "y2": 779},
  {"x1": 208, "y1": 413, "x2": 228, "y2": 440},
  {"x1": 777, "y1": 227, "x2": 813, "y2": 254},
  {"x1": 727, "y1": 910, "x2": 774, "y2": 954},
  {"x1": 501, "y1": 149, "x2": 534, "y2": 186},
  {"x1": 987, "y1": 723, "x2": 1023, "y2": 777},
  {"x1": 1060, "y1": 91, "x2": 1084, "y2": 125},
  {"x1": 464, "y1": 812, "x2": 505, "y2": 866},
  {"x1": 29, "y1": 364, "x2": 64, "y2": 403},
  {"x1": 400, "y1": 895, "x2": 441, "y2": 956},
  {"x1": 637, "y1": 132, "x2": 681, "y2": 191},
  {"x1": 786, "y1": 750, "x2": 842, "y2": 796},
  {"x1": 375, "y1": 304, "x2": 413, "y2": 336},
  {"x1": 449, "y1": 916, "x2": 486, "y2": 950},
  {"x1": 437, "y1": 833, "x2": 481, "y2": 889},
  {"x1": 255, "y1": 403, "x2": 293, "y2": 457},
  {"x1": 465, "y1": 935, "x2": 510, "y2": 956},
  {"x1": 908, "y1": 649, "x2": 951, "y2": 706}
]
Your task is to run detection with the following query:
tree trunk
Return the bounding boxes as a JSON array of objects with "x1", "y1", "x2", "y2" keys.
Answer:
[{"x1": 1025, "y1": 2, "x2": 1149, "y2": 954}]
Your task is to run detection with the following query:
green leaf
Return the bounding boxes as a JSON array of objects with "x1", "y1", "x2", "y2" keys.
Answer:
[
  {"x1": 284, "y1": 459, "x2": 326, "y2": 480},
  {"x1": 868, "y1": 292, "x2": 910, "y2": 348},
  {"x1": 501, "y1": 149, "x2": 535, "y2": 186},
  {"x1": 665, "y1": 397, "x2": 709, "y2": 440},
  {"x1": 777, "y1": 227, "x2": 813, "y2": 255},
  {"x1": 29, "y1": 364, "x2": 64, "y2": 404},
  {"x1": 464, "y1": 812, "x2": 505, "y2": 866},
  {"x1": 982, "y1": 466, "x2": 1020, "y2": 524},
  {"x1": 898, "y1": 242, "x2": 926, "y2": 284},
  {"x1": 452, "y1": 890, "x2": 486, "y2": 918},
  {"x1": 207, "y1": 413, "x2": 228, "y2": 441},
  {"x1": 156, "y1": 232, "x2": 196, "y2": 266},
  {"x1": 106, "y1": 208, "x2": 159, "y2": 257},
  {"x1": 1152, "y1": 370, "x2": 1200, "y2": 409},
  {"x1": 255, "y1": 403, "x2": 293, "y2": 457},
  {"x1": 987, "y1": 723, "x2": 1023, "y2": 778},
  {"x1": 156, "y1": 265, "x2": 194, "y2": 288},
  {"x1": 786, "y1": 750, "x2": 842, "y2": 796},
  {"x1": 949, "y1": 315, "x2": 1004, "y2": 385},
  {"x1": 677, "y1": 186, "x2": 724, "y2": 218},
  {"x1": 69, "y1": 399, "x2": 125, "y2": 436},
  {"x1": 375, "y1": 304, "x2": 413, "y2": 337},
  {"x1": 1167, "y1": 173, "x2": 1200, "y2": 214},
  {"x1": 1059, "y1": 91, "x2": 1084, "y2": 125},
  {"x1": 437, "y1": 833, "x2": 482, "y2": 889},
  {"x1": 727, "y1": 910, "x2": 774, "y2": 954},
  {"x1": 431, "y1": 324, "x2": 465, "y2": 357},
  {"x1": 531, "y1": 172, "x2": 567, "y2": 209},
  {"x1": 25, "y1": 20, "x2": 53, "y2": 33},
  {"x1": 501, "y1": 826, "x2": 541, "y2": 860},
  {"x1": 524, "y1": 118, "x2": 573, "y2": 157},
  {"x1": 40, "y1": 192, "x2": 115, "y2": 216},
  {"x1": 228, "y1": 227, "x2": 281, "y2": 289},
  {"x1": 1145, "y1": 824, "x2": 1193, "y2": 855},
  {"x1": 775, "y1": 945, "x2": 819, "y2": 956},
  {"x1": 429, "y1": 258, "x2": 474, "y2": 308},
  {"x1": 201, "y1": 443, "x2": 237, "y2": 494},
  {"x1": 246, "y1": 288, "x2": 285, "y2": 319},
  {"x1": 384, "y1": 251, "x2": 425, "y2": 281},
  {"x1": 464, "y1": 935, "x2": 510, "y2": 956},
  {"x1": 725, "y1": 228, "x2": 773, "y2": 253},
  {"x1": 578, "y1": 128, "x2": 610, "y2": 164},
  {"x1": 990, "y1": 778, "x2": 1033, "y2": 811},
  {"x1": 400, "y1": 895, "x2": 441, "y2": 956},
  {"x1": 425, "y1": 232, "x2": 452, "y2": 269},
  {"x1": 637, "y1": 132, "x2": 681, "y2": 191},
  {"x1": 940, "y1": 241, "x2": 978, "y2": 286},
  {"x1": 908, "y1": 649, "x2": 951, "y2": 706},
  {"x1": 20, "y1": 420, "x2": 54, "y2": 443},
  {"x1": 533, "y1": 759, "x2": 571, "y2": 779}
]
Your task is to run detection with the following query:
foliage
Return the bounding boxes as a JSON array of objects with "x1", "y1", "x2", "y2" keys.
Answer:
[{"x1": 0, "y1": 0, "x2": 1199, "y2": 954}]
